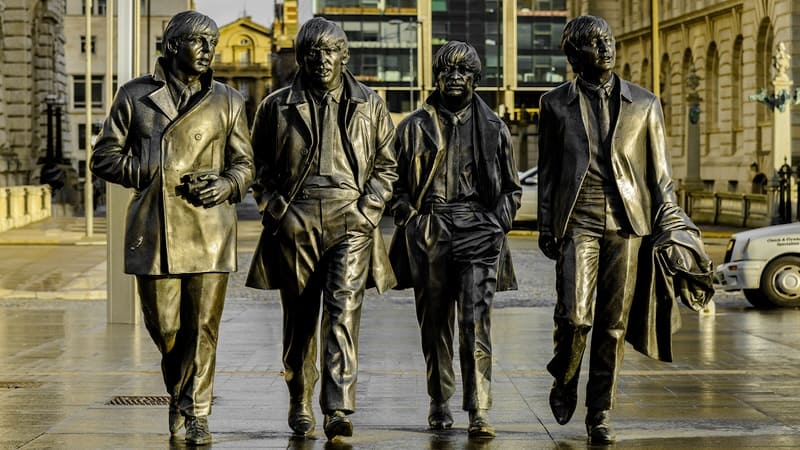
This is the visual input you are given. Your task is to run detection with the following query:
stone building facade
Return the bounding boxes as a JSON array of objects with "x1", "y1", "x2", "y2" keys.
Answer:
[
  {"x1": 0, "y1": 0, "x2": 68, "y2": 187},
  {"x1": 212, "y1": 16, "x2": 272, "y2": 125},
  {"x1": 573, "y1": 0, "x2": 799, "y2": 193}
]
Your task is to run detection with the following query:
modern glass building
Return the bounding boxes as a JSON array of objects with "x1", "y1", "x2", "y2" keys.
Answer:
[{"x1": 312, "y1": 0, "x2": 568, "y2": 118}]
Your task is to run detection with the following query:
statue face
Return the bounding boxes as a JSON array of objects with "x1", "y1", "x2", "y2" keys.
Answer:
[
  {"x1": 173, "y1": 32, "x2": 218, "y2": 77},
  {"x1": 301, "y1": 37, "x2": 348, "y2": 91},
  {"x1": 574, "y1": 29, "x2": 616, "y2": 83},
  {"x1": 435, "y1": 63, "x2": 477, "y2": 105}
]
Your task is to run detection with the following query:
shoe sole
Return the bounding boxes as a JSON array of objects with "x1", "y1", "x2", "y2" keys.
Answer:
[
  {"x1": 468, "y1": 428, "x2": 496, "y2": 439},
  {"x1": 185, "y1": 436, "x2": 212, "y2": 445}
]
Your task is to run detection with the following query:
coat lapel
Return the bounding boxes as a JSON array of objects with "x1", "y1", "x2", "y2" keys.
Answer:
[{"x1": 147, "y1": 85, "x2": 179, "y2": 121}]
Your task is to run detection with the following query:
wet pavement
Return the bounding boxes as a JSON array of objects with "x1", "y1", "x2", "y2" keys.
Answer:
[{"x1": 1, "y1": 214, "x2": 800, "y2": 448}]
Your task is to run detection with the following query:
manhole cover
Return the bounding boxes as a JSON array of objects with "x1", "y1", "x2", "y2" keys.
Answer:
[{"x1": 0, "y1": 381, "x2": 43, "y2": 389}]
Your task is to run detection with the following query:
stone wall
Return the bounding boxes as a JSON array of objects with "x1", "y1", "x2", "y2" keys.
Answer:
[
  {"x1": 0, "y1": 0, "x2": 68, "y2": 188},
  {"x1": 577, "y1": 0, "x2": 799, "y2": 194}
]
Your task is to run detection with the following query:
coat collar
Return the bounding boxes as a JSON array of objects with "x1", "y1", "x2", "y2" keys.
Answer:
[
  {"x1": 285, "y1": 69, "x2": 369, "y2": 105},
  {"x1": 147, "y1": 58, "x2": 214, "y2": 120},
  {"x1": 567, "y1": 73, "x2": 632, "y2": 104},
  {"x1": 419, "y1": 92, "x2": 502, "y2": 160}
]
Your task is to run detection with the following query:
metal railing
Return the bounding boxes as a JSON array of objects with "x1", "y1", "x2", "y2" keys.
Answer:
[{"x1": 680, "y1": 190, "x2": 770, "y2": 228}]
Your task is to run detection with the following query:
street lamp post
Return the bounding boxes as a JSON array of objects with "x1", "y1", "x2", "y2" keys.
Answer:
[
  {"x1": 750, "y1": 42, "x2": 800, "y2": 224},
  {"x1": 409, "y1": 18, "x2": 415, "y2": 110}
]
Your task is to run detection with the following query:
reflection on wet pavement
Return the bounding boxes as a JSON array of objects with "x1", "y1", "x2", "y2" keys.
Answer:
[{"x1": 1, "y1": 295, "x2": 800, "y2": 448}]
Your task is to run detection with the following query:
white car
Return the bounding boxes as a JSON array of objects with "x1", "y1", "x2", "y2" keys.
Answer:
[
  {"x1": 514, "y1": 167, "x2": 538, "y2": 225},
  {"x1": 715, "y1": 222, "x2": 800, "y2": 308}
]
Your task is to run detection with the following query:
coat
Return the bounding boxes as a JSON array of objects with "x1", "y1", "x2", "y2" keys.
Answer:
[
  {"x1": 537, "y1": 76, "x2": 677, "y2": 239},
  {"x1": 90, "y1": 59, "x2": 254, "y2": 275},
  {"x1": 245, "y1": 70, "x2": 398, "y2": 293},
  {"x1": 388, "y1": 93, "x2": 522, "y2": 290},
  {"x1": 626, "y1": 204, "x2": 715, "y2": 362}
]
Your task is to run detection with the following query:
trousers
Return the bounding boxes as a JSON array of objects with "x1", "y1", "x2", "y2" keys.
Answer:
[
  {"x1": 406, "y1": 202, "x2": 504, "y2": 411},
  {"x1": 137, "y1": 272, "x2": 228, "y2": 417},
  {"x1": 547, "y1": 186, "x2": 641, "y2": 410},
  {"x1": 276, "y1": 196, "x2": 373, "y2": 414}
]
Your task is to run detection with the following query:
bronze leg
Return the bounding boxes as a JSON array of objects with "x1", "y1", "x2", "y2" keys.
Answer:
[
  {"x1": 137, "y1": 273, "x2": 227, "y2": 417},
  {"x1": 408, "y1": 213, "x2": 457, "y2": 404},
  {"x1": 586, "y1": 231, "x2": 641, "y2": 410},
  {"x1": 319, "y1": 231, "x2": 372, "y2": 414}
]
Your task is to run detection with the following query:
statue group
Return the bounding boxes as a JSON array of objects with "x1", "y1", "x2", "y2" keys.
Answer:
[{"x1": 91, "y1": 11, "x2": 711, "y2": 446}]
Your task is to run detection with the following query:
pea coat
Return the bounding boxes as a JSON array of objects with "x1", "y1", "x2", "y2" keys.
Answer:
[
  {"x1": 91, "y1": 60, "x2": 255, "y2": 275},
  {"x1": 245, "y1": 70, "x2": 398, "y2": 293}
]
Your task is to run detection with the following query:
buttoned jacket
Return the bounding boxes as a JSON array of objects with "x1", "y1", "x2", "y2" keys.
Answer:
[
  {"x1": 91, "y1": 59, "x2": 255, "y2": 275},
  {"x1": 537, "y1": 76, "x2": 677, "y2": 239},
  {"x1": 245, "y1": 70, "x2": 398, "y2": 293},
  {"x1": 389, "y1": 94, "x2": 522, "y2": 290}
]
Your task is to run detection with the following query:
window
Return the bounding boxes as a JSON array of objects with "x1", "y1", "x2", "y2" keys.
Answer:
[
  {"x1": 78, "y1": 123, "x2": 86, "y2": 150},
  {"x1": 73, "y1": 75, "x2": 115, "y2": 108},
  {"x1": 80, "y1": 35, "x2": 97, "y2": 54},
  {"x1": 432, "y1": 0, "x2": 447, "y2": 12},
  {"x1": 82, "y1": 0, "x2": 107, "y2": 15}
]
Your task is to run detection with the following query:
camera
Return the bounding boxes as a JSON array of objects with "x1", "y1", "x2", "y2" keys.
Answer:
[{"x1": 178, "y1": 170, "x2": 217, "y2": 204}]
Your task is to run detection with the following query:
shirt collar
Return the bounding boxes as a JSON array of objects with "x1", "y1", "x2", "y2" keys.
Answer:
[
  {"x1": 438, "y1": 103, "x2": 472, "y2": 125},
  {"x1": 577, "y1": 74, "x2": 616, "y2": 98}
]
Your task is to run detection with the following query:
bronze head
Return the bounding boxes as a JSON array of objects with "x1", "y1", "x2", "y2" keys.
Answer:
[
  {"x1": 560, "y1": 15, "x2": 616, "y2": 85},
  {"x1": 296, "y1": 17, "x2": 350, "y2": 92},
  {"x1": 163, "y1": 11, "x2": 219, "y2": 79},
  {"x1": 432, "y1": 41, "x2": 481, "y2": 112}
]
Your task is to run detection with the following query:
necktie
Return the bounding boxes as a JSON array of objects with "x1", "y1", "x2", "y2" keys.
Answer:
[
  {"x1": 597, "y1": 88, "x2": 611, "y2": 144},
  {"x1": 445, "y1": 115, "x2": 460, "y2": 200},
  {"x1": 319, "y1": 93, "x2": 335, "y2": 176}
]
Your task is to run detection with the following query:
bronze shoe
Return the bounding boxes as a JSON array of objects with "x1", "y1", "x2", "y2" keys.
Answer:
[
  {"x1": 549, "y1": 381, "x2": 578, "y2": 425},
  {"x1": 184, "y1": 415, "x2": 212, "y2": 445},
  {"x1": 467, "y1": 409, "x2": 495, "y2": 438},
  {"x1": 323, "y1": 410, "x2": 353, "y2": 439},
  {"x1": 288, "y1": 401, "x2": 315, "y2": 437},
  {"x1": 586, "y1": 409, "x2": 616, "y2": 445},
  {"x1": 428, "y1": 400, "x2": 453, "y2": 430},
  {"x1": 168, "y1": 407, "x2": 185, "y2": 437}
]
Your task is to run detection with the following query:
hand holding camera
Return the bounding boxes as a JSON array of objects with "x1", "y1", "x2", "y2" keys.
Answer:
[{"x1": 179, "y1": 171, "x2": 233, "y2": 208}]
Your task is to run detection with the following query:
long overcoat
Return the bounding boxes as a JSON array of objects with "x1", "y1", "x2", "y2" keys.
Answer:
[
  {"x1": 388, "y1": 94, "x2": 522, "y2": 290},
  {"x1": 91, "y1": 59, "x2": 254, "y2": 275},
  {"x1": 245, "y1": 71, "x2": 398, "y2": 293}
]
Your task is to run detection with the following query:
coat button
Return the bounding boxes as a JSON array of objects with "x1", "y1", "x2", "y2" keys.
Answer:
[
  {"x1": 194, "y1": 134, "x2": 202, "y2": 140},
  {"x1": 301, "y1": 148, "x2": 309, "y2": 155}
]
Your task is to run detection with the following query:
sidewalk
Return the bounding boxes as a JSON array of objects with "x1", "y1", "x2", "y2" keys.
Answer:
[{"x1": 2, "y1": 217, "x2": 799, "y2": 449}]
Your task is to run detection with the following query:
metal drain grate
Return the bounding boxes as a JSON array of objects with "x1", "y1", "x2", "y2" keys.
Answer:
[
  {"x1": 106, "y1": 395, "x2": 171, "y2": 406},
  {"x1": 105, "y1": 395, "x2": 218, "y2": 406},
  {"x1": 0, "y1": 381, "x2": 43, "y2": 389}
]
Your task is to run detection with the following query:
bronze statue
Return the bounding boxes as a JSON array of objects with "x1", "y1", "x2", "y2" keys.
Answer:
[
  {"x1": 537, "y1": 16, "x2": 677, "y2": 444},
  {"x1": 245, "y1": 17, "x2": 397, "y2": 440},
  {"x1": 90, "y1": 11, "x2": 255, "y2": 445},
  {"x1": 389, "y1": 41, "x2": 521, "y2": 439}
]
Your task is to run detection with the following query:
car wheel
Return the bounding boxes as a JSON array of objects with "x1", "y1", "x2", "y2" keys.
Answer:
[
  {"x1": 743, "y1": 288, "x2": 775, "y2": 309},
  {"x1": 760, "y1": 256, "x2": 800, "y2": 308}
]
